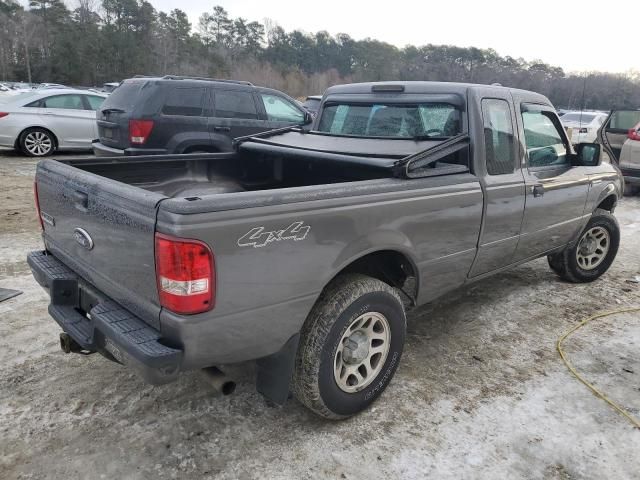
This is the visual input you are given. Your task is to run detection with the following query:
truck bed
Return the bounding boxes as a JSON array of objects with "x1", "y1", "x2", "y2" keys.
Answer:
[{"x1": 62, "y1": 131, "x2": 469, "y2": 199}]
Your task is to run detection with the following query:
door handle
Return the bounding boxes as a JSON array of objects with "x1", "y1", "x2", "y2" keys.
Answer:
[
  {"x1": 213, "y1": 126, "x2": 231, "y2": 132},
  {"x1": 531, "y1": 184, "x2": 545, "y2": 197}
]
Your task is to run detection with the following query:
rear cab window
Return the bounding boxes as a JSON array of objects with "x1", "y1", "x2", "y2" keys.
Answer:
[{"x1": 316, "y1": 103, "x2": 461, "y2": 138}]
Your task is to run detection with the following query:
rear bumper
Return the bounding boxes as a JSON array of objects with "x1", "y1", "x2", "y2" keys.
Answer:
[
  {"x1": 92, "y1": 141, "x2": 168, "y2": 157},
  {"x1": 27, "y1": 250, "x2": 182, "y2": 384}
]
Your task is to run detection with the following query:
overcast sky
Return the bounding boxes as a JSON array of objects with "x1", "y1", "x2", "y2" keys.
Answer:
[{"x1": 48, "y1": 0, "x2": 639, "y2": 73}]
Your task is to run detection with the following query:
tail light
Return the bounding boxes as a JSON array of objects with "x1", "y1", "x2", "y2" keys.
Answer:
[
  {"x1": 579, "y1": 127, "x2": 588, "y2": 134},
  {"x1": 628, "y1": 128, "x2": 640, "y2": 141},
  {"x1": 155, "y1": 233, "x2": 215, "y2": 314},
  {"x1": 33, "y1": 181, "x2": 44, "y2": 230},
  {"x1": 0, "y1": 112, "x2": 8, "y2": 119},
  {"x1": 129, "y1": 119, "x2": 154, "y2": 144}
]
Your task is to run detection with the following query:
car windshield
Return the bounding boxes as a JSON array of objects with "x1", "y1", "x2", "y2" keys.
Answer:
[
  {"x1": 316, "y1": 103, "x2": 461, "y2": 138},
  {"x1": 561, "y1": 113, "x2": 596, "y2": 123}
]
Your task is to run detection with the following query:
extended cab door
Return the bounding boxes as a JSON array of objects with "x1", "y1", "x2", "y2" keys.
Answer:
[
  {"x1": 598, "y1": 109, "x2": 640, "y2": 162},
  {"x1": 512, "y1": 103, "x2": 590, "y2": 261},
  {"x1": 469, "y1": 93, "x2": 526, "y2": 276}
]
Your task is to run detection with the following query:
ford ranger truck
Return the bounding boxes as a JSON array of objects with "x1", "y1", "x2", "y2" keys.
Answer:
[{"x1": 28, "y1": 82, "x2": 623, "y2": 419}]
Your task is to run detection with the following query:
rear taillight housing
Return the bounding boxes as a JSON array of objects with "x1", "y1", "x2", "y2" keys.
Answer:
[
  {"x1": 129, "y1": 119, "x2": 154, "y2": 145},
  {"x1": 155, "y1": 233, "x2": 215, "y2": 314},
  {"x1": 628, "y1": 128, "x2": 640, "y2": 141},
  {"x1": 33, "y1": 181, "x2": 44, "y2": 230},
  {"x1": 0, "y1": 112, "x2": 9, "y2": 119}
]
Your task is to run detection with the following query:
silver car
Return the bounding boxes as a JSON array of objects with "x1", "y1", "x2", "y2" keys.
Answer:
[{"x1": 0, "y1": 89, "x2": 107, "y2": 156}]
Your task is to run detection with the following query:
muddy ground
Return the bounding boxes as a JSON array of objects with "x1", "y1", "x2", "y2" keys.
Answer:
[{"x1": 1, "y1": 152, "x2": 639, "y2": 479}]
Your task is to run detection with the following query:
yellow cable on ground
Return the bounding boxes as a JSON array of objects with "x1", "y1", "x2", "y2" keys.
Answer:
[{"x1": 557, "y1": 306, "x2": 640, "y2": 430}]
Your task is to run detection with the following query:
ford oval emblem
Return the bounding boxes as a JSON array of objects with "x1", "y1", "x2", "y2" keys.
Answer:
[{"x1": 73, "y1": 227, "x2": 94, "y2": 250}]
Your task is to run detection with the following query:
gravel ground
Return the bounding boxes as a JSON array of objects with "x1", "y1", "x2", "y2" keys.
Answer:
[{"x1": 1, "y1": 153, "x2": 639, "y2": 480}]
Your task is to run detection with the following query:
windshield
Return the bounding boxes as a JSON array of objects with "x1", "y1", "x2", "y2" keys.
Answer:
[
  {"x1": 561, "y1": 113, "x2": 596, "y2": 123},
  {"x1": 317, "y1": 103, "x2": 461, "y2": 138},
  {"x1": 99, "y1": 81, "x2": 143, "y2": 112}
]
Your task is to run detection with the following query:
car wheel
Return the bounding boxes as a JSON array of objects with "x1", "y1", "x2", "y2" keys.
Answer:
[
  {"x1": 292, "y1": 274, "x2": 406, "y2": 419},
  {"x1": 548, "y1": 209, "x2": 620, "y2": 283},
  {"x1": 19, "y1": 128, "x2": 55, "y2": 157}
]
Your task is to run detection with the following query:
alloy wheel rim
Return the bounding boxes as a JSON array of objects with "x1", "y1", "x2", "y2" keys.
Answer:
[
  {"x1": 334, "y1": 312, "x2": 391, "y2": 393},
  {"x1": 576, "y1": 226, "x2": 610, "y2": 270},
  {"x1": 25, "y1": 131, "x2": 52, "y2": 156}
]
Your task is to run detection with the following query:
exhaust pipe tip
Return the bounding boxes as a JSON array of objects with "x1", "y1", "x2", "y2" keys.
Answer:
[{"x1": 201, "y1": 366, "x2": 236, "y2": 396}]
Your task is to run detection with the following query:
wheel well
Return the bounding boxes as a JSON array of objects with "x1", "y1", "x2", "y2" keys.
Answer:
[
  {"x1": 15, "y1": 127, "x2": 58, "y2": 149},
  {"x1": 596, "y1": 195, "x2": 617, "y2": 213},
  {"x1": 336, "y1": 250, "x2": 418, "y2": 305}
]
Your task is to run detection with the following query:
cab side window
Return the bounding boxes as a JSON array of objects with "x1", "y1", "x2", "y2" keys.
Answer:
[
  {"x1": 482, "y1": 99, "x2": 515, "y2": 175},
  {"x1": 521, "y1": 108, "x2": 568, "y2": 168}
]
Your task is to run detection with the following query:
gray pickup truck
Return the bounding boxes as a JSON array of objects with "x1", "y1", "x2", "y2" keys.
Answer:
[{"x1": 28, "y1": 81, "x2": 623, "y2": 419}]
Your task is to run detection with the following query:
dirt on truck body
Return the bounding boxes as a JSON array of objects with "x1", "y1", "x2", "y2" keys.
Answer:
[{"x1": 28, "y1": 81, "x2": 623, "y2": 419}]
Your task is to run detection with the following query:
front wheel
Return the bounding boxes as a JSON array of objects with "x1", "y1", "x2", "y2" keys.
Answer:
[
  {"x1": 293, "y1": 274, "x2": 406, "y2": 419},
  {"x1": 547, "y1": 209, "x2": 620, "y2": 283}
]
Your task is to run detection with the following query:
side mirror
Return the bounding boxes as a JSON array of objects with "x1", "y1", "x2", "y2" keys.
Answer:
[
  {"x1": 575, "y1": 143, "x2": 601, "y2": 167},
  {"x1": 303, "y1": 111, "x2": 313, "y2": 125}
]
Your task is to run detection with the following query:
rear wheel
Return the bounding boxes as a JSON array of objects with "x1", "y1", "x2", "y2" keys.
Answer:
[
  {"x1": 293, "y1": 274, "x2": 406, "y2": 419},
  {"x1": 19, "y1": 128, "x2": 55, "y2": 157},
  {"x1": 547, "y1": 209, "x2": 620, "y2": 283}
]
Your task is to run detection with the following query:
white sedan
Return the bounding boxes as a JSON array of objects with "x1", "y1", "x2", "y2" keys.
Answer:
[
  {"x1": 561, "y1": 111, "x2": 608, "y2": 144},
  {"x1": 0, "y1": 89, "x2": 107, "y2": 156}
]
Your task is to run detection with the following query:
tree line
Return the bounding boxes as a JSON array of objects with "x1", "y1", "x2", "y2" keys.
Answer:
[{"x1": 1, "y1": 0, "x2": 639, "y2": 110}]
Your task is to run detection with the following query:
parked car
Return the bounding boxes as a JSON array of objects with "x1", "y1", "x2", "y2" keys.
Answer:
[
  {"x1": 28, "y1": 81, "x2": 622, "y2": 419},
  {"x1": 38, "y1": 83, "x2": 69, "y2": 90},
  {"x1": 597, "y1": 109, "x2": 640, "y2": 195},
  {"x1": 92, "y1": 75, "x2": 313, "y2": 156},
  {"x1": 0, "y1": 89, "x2": 107, "y2": 156},
  {"x1": 561, "y1": 111, "x2": 608, "y2": 144},
  {"x1": 102, "y1": 82, "x2": 120, "y2": 93},
  {"x1": 302, "y1": 95, "x2": 322, "y2": 116}
]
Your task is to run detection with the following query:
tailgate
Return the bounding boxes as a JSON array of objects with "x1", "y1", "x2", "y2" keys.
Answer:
[{"x1": 36, "y1": 159, "x2": 167, "y2": 328}]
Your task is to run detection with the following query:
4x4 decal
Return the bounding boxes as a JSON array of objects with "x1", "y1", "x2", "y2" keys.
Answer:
[{"x1": 237, "y1": 221, "x2": 311, "y2": 248}]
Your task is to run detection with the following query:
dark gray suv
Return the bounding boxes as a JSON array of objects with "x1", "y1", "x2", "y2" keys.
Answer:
[{"x1": 92, "y1": 76, "x2": 312, "y2": 156}]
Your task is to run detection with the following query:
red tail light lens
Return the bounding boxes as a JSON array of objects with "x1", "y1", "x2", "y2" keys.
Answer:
[
  {"x1": 0, "y1": 112, "x2": 9, "y2": 119},
  {"x1": 129, "y1": 119, "x2": 154, "y2": 144},
  {"x1": 628, "y1": 128, "x2": 640, "y2": 141},
  {"x1": 33, "y1": 181, "x2": 44, "y2": 230},
  {"x1": 155, "y1": 233, "x2": 215, "y2": 314}
]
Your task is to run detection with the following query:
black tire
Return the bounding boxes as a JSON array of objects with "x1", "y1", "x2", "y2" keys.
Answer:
[
  {"x1": 18, "y1": 127, "x2": 56, "y2": 157},
  {"x1": 547, "y1": 209, "x2": 620, "y2": 283},
  {"x1": 293, "y1": 274, "x2": 406, "y2": 419}
]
